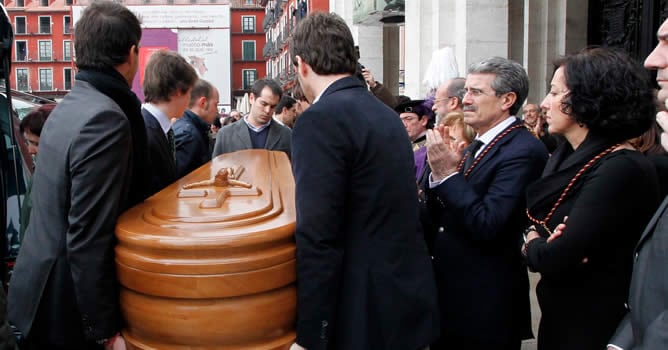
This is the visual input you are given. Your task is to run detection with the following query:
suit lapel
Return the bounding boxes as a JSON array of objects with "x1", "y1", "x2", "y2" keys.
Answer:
[
  {"x1": 236, "y1": 121, "x2": 253, "y2": 149},
  {"x1": 466, "y1": 122, "x2": 522, "y2": 178},
  {"x1": 265, "y1": 122, "x2": 282, "y2": 150},
  {"x1": 636, "y1": 196, "x2": 668, "y2": 250}
]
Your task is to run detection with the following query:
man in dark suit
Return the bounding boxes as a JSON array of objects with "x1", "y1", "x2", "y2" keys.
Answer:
[
  {"x1": 212, "y1": 78, "x2": 291, "y2": 158},
  {"x1": 141, "y1": 50, "x2": 198, "y2": 198},
  {"x1": 8, "y1": 2, "x2": 147, "y2": 348},
  {"x1": 607, "y1": 18, "x2": 668, "y2": 350},
  {"x1": 173, "y1": 79, "x2": 219, "y2": 178},
  {"x1": 288, "y1": 12, "x2": 439, "y2": 350},
  {"x1": 425, "y1": 57, "x2": 548, "y2": 350}
]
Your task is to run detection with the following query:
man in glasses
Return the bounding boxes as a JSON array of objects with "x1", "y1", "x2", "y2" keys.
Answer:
[{"x1": 432, "y1": 77, "x2": 466, "y2": 125}]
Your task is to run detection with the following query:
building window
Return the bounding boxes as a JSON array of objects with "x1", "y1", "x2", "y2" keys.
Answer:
[
  {"x1": 63, "y1": 40, "x2": 71, "y2": 61},
  {"x1": 64, "y1": 16, "x2": 71, "y2": 34},
  {"x1": 40, "y1": 0, "x2": 48, "y2": 6},
  {"x1": 245, "y1": 0, "x2": 253, "y2": 4},
  {"x1": 16, "y1": 0, "x2": 24, "y2": 7},
  {"x1": 242, "y1": 69, "x2": 257, "y2": 90},
  {"x1": 16, "y1": 69, "x2": 28, "y2": 91},
  {"x1": 39, "y1": 16, "x2": 51, "y2": 34},
  {"x1": 242, "y1": 16, "x2": 255, "y2": 32},
  {"x1": 15, "y1": 17, "x2": 26, "y2": 34},
  {"x1": 65, "y1": 0, "x2": 72, "y2": 5},
  {"x1": 242, "y1": 41, "x2": 256, "y2": 61},
  {"x1": 39, "y1": 69, "x2": 53, "y2": 91},
  {"x1": 64, "y1": 68, "x2": 72, "y2": 90},
  {"x1": 15, "y1": 41, "x2": 26, "y2": 61},
  {"x1": 38, "y1": 40, "x2": 52, "y2": 61}
]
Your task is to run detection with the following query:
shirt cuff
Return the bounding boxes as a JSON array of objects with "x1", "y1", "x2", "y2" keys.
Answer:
[
  {"x1": 607, "y1": 344, "x2": 623, "y2": 350},
  {"x1": 429, "y1": 171, "x2": 458, "y2": 188}
]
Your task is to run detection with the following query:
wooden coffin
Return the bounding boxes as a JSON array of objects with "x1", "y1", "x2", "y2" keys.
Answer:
[{"x1": 115, "y1": 149, "x2": 296, "y2": 349}]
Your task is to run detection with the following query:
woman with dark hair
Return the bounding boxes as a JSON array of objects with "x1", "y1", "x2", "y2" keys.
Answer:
[
  {"x1": 18, "y1": 103, "x2": 55, "y2": 241},
  {"x1": 521, "y1": 48, "x2": 661, "y2": 350}
]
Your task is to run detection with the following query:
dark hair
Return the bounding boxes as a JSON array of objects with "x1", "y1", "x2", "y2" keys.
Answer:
[
  {"x1": 20, "y1": 103, "x2": 55, "y2": 136},
  {"x1": 250, "y1": 78, "x2": 282, "y2": 100},
  {"x1": 553, "y1": 47, "x2": 655, "y2": 142},
  {"x1": 276, "y1": 95, "x2": 297, "y2": 114},
  {"x1": 189, "y1": 79, "x2": 215, "y2": 107},
  {"x1": 143, "y1": 50, "x2": 199, "y2": 103},
  {"x1": 468, "y1": 57, "x2": 529, "y2": 115},
  {"x1": 213, "y1": 116, "x2": 222, "y2": 128},
  {"x1": 74, "y1": 1, "x2": 142, "y2": 70},
  {"x1": 289, "y1": 12, "x2": 357, "y2": 76},
  {"x1": 448, "y1": 77, "x2": 466, "y2": 108}
]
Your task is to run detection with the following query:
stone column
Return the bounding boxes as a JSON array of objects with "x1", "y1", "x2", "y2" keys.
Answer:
[{"x1": 382, "y1": 26, "x2": 400, "y2": 94}]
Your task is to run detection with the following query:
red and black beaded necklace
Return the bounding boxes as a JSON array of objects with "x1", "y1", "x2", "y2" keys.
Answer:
[
  {"x1": 526, "y1": 143, "x2": 621, "y2": 235},
  {"x1": 456, "y1": 124, "x2": 523, "y2": 178}
]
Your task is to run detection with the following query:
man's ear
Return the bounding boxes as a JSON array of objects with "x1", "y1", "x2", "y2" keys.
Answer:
[
  {"x1": 501, "y1": 92, "x2": 517, "y2": 112},
  {"x1": 295, "y1": 55, "x2": 308, "y2": 77},
  {"x1": 448, "y1": 97, "x2": 459, "y2": 111},
  {"x1": 420, "y1": 116, "x2": 429, "y2": 127},
  {"x1": 249, "y1": 92, "x2": 256, "y2": 104},
  {"x1": 197, "y1": 96, "x2": 207, "y2": 108}
]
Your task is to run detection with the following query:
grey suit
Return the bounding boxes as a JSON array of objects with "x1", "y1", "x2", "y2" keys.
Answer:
[
  {"x1": 610, "y1": 196, "x2": 668, "y2": 349},
  {"x1": 8, "y1": 80, "x2": 131, "y2": 347},
  {"x1": 211, "y1": 119, "x2": 291, "y2": 158}
]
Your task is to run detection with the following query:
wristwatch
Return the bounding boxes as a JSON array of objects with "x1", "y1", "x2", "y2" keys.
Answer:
[{"x1": 523, "y1": 225, "x2": 537, "y2": 243}]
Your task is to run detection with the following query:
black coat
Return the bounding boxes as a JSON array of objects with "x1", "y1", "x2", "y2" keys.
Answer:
[
  {"x1": 291, "y1": 76, "x2": 439, "y2": 350},
  {"x1": 525, "y1": 135, "x2": 660, "y2": 350}
]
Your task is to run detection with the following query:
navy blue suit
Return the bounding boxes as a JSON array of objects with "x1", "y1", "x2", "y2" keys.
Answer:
[
  {"x1": 173, "y1": 110, "x2": 211, "y2": 178},
  {"x1": 292, "y1": 76, "x2": 439, "y2": 350},
  {"x1": 427, "y1": 120, "x2": 548, "y2": 348}
]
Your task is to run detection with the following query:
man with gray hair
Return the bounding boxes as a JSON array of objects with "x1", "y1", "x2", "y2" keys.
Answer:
[
  {"x1": 425, "y1": 57, "x2": 548, "y2": 350},
  {"x1": 432, "y1": 77, "x2": 466, "y2": 124}
]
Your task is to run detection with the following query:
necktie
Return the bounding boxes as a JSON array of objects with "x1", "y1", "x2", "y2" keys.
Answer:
[
  {"x1": 463, "y1": 139, "x2": 484, "y2": 171},
  {"x1": 167, "y1": 128, "x2": 176, "y2": 163}
]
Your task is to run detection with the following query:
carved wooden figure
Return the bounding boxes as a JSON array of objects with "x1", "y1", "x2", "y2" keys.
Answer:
[{"x1": 115, "y1": 150, "x2": 296, "y2": 349}]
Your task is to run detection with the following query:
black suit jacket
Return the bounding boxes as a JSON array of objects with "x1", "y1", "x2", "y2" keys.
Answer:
[
  {"x1": 8, "y1": 80, "x2": 132, "y2": 347},
  {"x1": 610, "y1": 196, "x2": 668, "y2": 350},
  {"x1": 142, "y1": 108, "x2": 177, "y2": 198},
  {"x1": 292, "y1": 76, "x2": 439, "y2": 350},
  {"x1": 427, "y1": 121, "x2": 548, "y2": 344}
]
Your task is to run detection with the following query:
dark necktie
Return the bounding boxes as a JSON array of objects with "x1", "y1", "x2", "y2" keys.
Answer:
[
  {"x1": 167, "y1": 128, "x2": 176, "y2": 163},
  {"x1": 463, "y1": 139, "x2": 484, "y2": 171}
]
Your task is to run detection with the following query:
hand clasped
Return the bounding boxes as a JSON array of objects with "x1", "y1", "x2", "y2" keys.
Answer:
[{"x1": 426, "y1": 125, "x2": 465, "y2": 181}]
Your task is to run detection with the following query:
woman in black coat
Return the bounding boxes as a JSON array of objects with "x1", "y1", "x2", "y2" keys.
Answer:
[{"x1": 522, "y1": 48, "x2": 661, "y2": 350}]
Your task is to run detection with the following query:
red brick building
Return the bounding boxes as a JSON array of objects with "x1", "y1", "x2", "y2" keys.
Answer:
[
  {"x1": 260, "y1": 0, "x2": 327, "y2": 91},
  {"x1": 5, "y1": 0, "x2": 73, "y2": 100},
  {"x1": 230, "y1": 0, "x2": 266, "y2": 109}
]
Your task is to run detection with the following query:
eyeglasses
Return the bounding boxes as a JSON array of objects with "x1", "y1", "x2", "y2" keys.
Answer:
[{"x1": 463, "y1": 88, "x2": 494, "y2": 97}]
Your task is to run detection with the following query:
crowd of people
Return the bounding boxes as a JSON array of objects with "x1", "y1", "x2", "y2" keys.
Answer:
[{"x1": 2, "y1": 1, "x2": 668, "y2": 350}]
